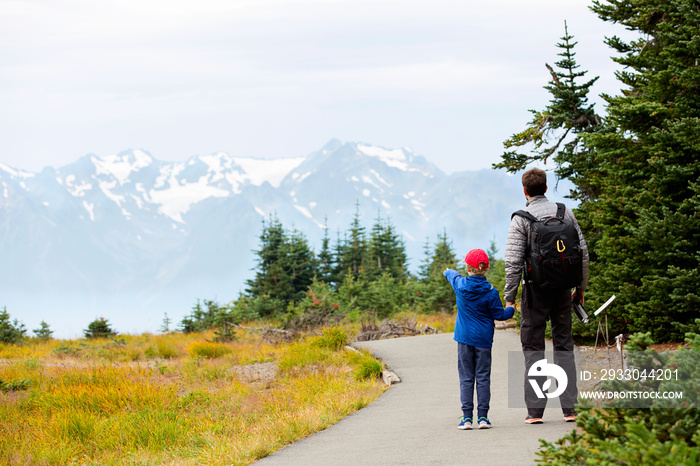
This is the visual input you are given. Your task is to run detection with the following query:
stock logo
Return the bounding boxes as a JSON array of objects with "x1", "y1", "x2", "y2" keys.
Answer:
[{"x1": 528, "y1": 359, "x2": 568, "y2": 399}]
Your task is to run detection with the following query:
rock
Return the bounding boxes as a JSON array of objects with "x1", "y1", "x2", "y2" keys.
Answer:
[{"x1": 382, "y1": 369, "x2": 401, "y2": 385}]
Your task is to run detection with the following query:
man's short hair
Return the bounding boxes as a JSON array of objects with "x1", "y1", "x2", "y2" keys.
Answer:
[{"x1": 522, "y1": 168, "x2": 547, "y2": 196}]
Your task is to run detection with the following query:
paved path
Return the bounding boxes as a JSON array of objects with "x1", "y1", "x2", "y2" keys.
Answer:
[{"x1": 256, "y1": 330, "x2": 574, "y2": 465}]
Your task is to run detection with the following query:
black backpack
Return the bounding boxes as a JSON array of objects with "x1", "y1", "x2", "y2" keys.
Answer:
[{"x1": 512, "y1": 203, "x2": 583, "y2": 289}]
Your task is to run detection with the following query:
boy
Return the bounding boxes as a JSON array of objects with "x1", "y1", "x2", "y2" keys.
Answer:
[{"x1": 444, "y1": 248, "x2": 515, "y2": 430}]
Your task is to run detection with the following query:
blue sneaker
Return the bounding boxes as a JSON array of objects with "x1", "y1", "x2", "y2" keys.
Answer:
[
  {"x1": 458, "y1": 417, "x2": 473, "y2": 430},
  {"x1": 477, "y1": 417, "x2": 492, "y2": 429}
]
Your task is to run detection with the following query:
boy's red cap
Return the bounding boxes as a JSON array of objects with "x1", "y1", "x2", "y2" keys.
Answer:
[{"x1": 464, "y1": 249, "x2": 489, "y2": 268}]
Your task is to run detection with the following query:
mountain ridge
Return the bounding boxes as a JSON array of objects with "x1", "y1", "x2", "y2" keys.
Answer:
[{"x1": 1, "y1": 140, "x2": 539, "y2": 337}]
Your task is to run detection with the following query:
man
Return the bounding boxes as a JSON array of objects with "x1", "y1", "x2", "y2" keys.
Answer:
[{"x1": 504, "y1": 168, "x2": 589, "y2": 424}]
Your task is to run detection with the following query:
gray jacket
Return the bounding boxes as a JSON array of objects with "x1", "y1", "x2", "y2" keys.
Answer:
[{"x1": 504, "y1": 195, "x2": 589, "y2": 302}]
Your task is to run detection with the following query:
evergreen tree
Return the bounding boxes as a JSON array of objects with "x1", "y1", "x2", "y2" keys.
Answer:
[
  {"x1": 342, "y1": 202, "x2": 368, "y2": 276},
  {"x1": 32, "y1": 321, "x2": 53, "y2": 340},
  {"x1": 578, "y1": 0, "x2": 700, "y2": 340},
  {"x1": 160, "y1": 313, "x2": 172, "y2": 334},
  {"x1": 0, "y1": 307, "x2": 26, "y2": 344},
  {"x1": 84, "y1": 318, "x2": 117, "y2": 339},
  {"x1": 494, "y1": 22, "x2": 602, "y2": 200},
  {"x1": 246, "y1": 215, "x2": 291, "y2": 303},
  {"x1": 245, "y1": 216, "x2": 315, "y2": 310},
  {"x1": 286, "y1": 228, "x2": 316, "y2": 303},
  {"x1": 317, "y1": 217, "x2": 335, "y2": 285},
  {"x1": 415, "y1": 230, "x2": 458, "y2": 313},
  {"x1": 367, "y1": 212, "x2": 408, "y2": 281},
  {"x1": 494, "y1": 3, "x2": 700, "y2": 341},
  {"x1": 180, "y1": 299, "x2": 219, "y2": 333}
]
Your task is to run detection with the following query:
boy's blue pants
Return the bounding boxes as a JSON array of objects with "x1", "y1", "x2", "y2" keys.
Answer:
[{"x1": 457, "y1": 343, "x2": 492, "y2": 419}]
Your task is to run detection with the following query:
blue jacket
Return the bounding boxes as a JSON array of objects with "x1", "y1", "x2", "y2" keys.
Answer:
[{"x1": 444, "y1": 270, "x2": 515, "y2": 348}]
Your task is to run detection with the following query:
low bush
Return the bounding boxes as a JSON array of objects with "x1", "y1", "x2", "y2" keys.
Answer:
[
  {"x1": 188, "y1": 341, "x2": 232, "y2": 359},
  {"x1": 346, "y1": 349, "x2": 383, "y2": 381},
  {"x1": 311, "y1": 327, "x2": 349, "y2": 351},
  {"x1": 537, "y1": 321, "x2": 700, "y2": 464}
]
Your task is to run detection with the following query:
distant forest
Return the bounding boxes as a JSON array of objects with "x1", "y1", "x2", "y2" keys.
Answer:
[{"x1": 179, "y1": 207, "x2": 506, "y2": 337}]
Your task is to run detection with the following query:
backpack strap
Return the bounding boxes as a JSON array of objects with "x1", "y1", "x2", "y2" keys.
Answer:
[
  {"x1": 511, "y1": 210, "x2": 537, "y2": 222},
  {"x1": 555, "y1": 202, "x2": 566, "y2": 219}
]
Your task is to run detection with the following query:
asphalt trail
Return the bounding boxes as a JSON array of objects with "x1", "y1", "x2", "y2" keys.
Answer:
[{"x1": 256, "y1": 330, "x2": 574, "y2": 465}]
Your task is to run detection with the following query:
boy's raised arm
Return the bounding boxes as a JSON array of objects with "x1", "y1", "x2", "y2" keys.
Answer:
[{"x1": 443, "y1": 268, "x2": 463, "y2": 291}]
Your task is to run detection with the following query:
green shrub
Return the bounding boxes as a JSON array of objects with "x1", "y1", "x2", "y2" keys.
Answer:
[
  {"x1": 0, "y1": 307, "x2": 26, "y2": 344},
  {"x1": 188, "y1": 341, "x2": 232, "y2": 359},
  {"x1": 145, "y1": 341, "x2": 180, "y2": 359},
  {"x1": 537, "y1": 323, "x2": 700, "y2": 464},
  {"x1": 311, "y1": 327, "x2": 349, "y2": 351},
  {"x1": 83, "y1": 318, "x2": 117, "y2": 339},
  {"x1": 346, "y1": 349, "x2": 383, "y2": 381},
  {"x1": 0, "y1": 377, "x2": 31, "y2": 392}
]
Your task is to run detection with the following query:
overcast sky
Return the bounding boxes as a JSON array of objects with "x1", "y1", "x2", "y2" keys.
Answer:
[{"x1": 1, "y1": 0, "x2": 635, "y2": 174}]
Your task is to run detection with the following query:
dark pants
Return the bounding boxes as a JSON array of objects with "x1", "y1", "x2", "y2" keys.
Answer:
[
  {"x1": 457, "y1": 343, "x2": 492, "y2": 419},
  {"x1": 521, "y1": 285, "x2": 578, "y2": 417}
]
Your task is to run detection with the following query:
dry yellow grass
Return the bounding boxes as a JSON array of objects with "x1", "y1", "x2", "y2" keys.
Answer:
[{"x1": 0, "y1": 326, "x2": 386, "y2": 465}]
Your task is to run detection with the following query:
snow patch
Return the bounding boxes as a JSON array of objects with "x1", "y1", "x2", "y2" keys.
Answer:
[
  {"x1": 65, "y1": 175, "x2": 93, "y2": 197},
  {"x1": 92, "y1": 151, "x2": 152, "y2": 185},
  {"x1": 294, "y1": 204, "x2": 313, "y2": 219},
  {"x1": 82, "y1": 201, "x2": 95, "y2": 221},
  {"x1": 232, "y1": 157, "x2": 304, "y2": 187},
  {"x1": 149, "y1": 177, "x2": 229, "y2": 223},
  {"x1": 362, "y1": 189, "x2": 371, "y2": 197},
  {"x1": 357, "y1": 144, "x2": 415, "y2": 171},
  {"x1": 99, "y1": 180, "x2": 125, "y2": 206},
  {"x1": 292, "y1": 170, "x2": 314, "y2": 182},
  {"x1": 199, "y1": 152, "x2": 234, "y2": 183},
  {"x1": 361, "y1": 175, "x2": 383, "y2": 192},
  {"x1": 369, "y1": 169, "x2": 391, "y2": 187},
  {"x1": 0, "y1": 163, "x2": 34, "y2": 179},
  {"x1": 254, "y1": 206, "x2": 266, "y2": 217}
]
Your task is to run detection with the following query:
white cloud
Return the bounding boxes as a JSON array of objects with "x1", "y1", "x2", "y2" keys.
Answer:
[{"x1": 0, "y1": 0, "x2": 634, "y2": 173}]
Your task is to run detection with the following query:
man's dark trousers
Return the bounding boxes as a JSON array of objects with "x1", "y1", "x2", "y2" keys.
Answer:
[{"x1": 521, "y1": 285, "x2": 578, "y2": 417}]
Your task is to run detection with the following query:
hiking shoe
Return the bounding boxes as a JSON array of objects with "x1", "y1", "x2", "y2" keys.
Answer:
[
  {"x1": 477, "y1": 417, "x2": 492, "y2": 429},
  {"x1": 525, "y1": 416, "x2": 543, "y2": 424},
  {"x1": 563, "y1": 411, "x2": 577, "y2": 422},
  {"x1": 458, "y1": 417, "x2": 473, "y2": 430}
]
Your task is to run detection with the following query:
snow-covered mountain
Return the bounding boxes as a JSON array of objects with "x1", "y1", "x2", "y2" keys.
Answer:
[{"x1": 1, "y1": 139, "x2": 534, "y2": 337}]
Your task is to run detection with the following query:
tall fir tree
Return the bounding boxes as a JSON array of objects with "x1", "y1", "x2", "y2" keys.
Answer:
[
  {"x1": 317, "y1": 217, "x2": 335, "y2": 285},
  {"x1": 579, "y1": 0, "x2": 700, "y2": 340},
  {"x1": 494, "y1": 22, "x2": 602, "y2": 201},
  {"x1": 336, "y1": 202, "x2": 368, "y2": 279},
  {"x1": 367, "y1": 212, "x2": 408, "y2": 281},
  {"x1": 495, "y1": 4, "x2": 700, "y2": 340},
  {"x1": 245, "y1": 215, "x2": 315, "y2": 307},
  {"x1": 416, "y1": 230, "x2": 458, "y2": 313}
]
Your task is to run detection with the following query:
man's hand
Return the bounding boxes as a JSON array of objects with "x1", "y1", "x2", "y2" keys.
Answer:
[
  {"x1": 572, "y1": 289, "x2": 585, "y2": 306},
  {"x1": 506, "y1": 301, "x2": 517, "y2": 311}
]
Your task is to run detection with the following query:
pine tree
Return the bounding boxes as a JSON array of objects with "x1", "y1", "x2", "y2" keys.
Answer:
[
  {"x1": 32, "y1": 321, "x2": 53, "y2": 340},
  {"x1": 334, "y1": 203, "x2": 368, "y2": 283},
  {"x1": 245, "y1": 215, "x2": 315, "y2": 310},
  {"x1": 286, "y1": 228, "x2": 316, "y2": 303},
  {"x1": 578, "y1": 0, "x2": 700, "y2": 340},
  {"x1": 317, "y1": 217, "x2": 335, "y2": 284},
  {"x1": 0, "y1": 307, "x2": 26, "y2": 344},
  {"x1": 83, "y1": 318, "x2": 117, "y2": 339},
  {"x1": 367, "y1": 212, "x2": 408, "y2": 281},
  {"x1": 494, "y1": 22, "x2": 602, "y2": 200},
  {"x1": 415, "y1": 230, "x2": 458, "y2": 313}
]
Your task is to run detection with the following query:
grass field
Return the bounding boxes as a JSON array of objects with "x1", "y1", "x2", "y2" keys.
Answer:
[
  {"x1": 0, "y1": 313, "x2": 455, "y2": 465},
  {"x1": 0, "y1": 324, "x2": 394, "y2": 465}
]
